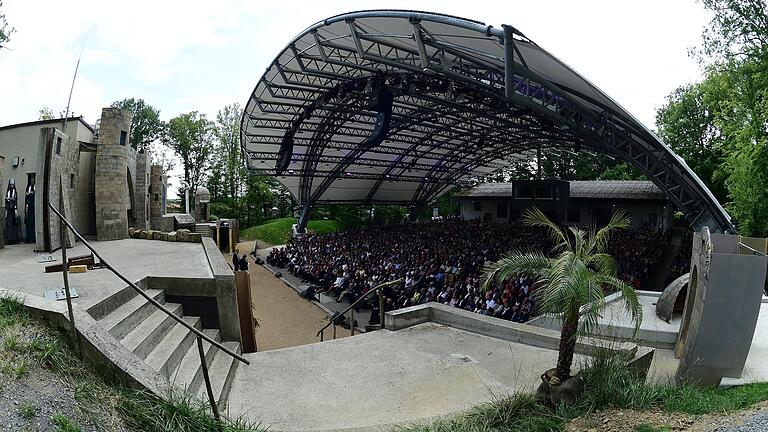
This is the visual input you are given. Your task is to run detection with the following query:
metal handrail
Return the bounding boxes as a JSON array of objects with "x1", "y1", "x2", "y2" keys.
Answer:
[
  {"x1": 49, "y1": 203, "x2": 249, "y2": 421},
  {"x1": 316, "y1": 278, "x2": 402, "y2": 340}
]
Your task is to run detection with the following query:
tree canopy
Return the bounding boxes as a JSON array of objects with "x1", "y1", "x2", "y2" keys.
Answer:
[
  {"x1": 163, "y1": 112, "x2": 213, "y2": 212},
  {"x1": 110, "y1": 98, "x2": 162, "y2": 151},
  {"x1": 655, "y1": 0, "x2": 768, "y2": 236},
  {"x1": 0, "y1": 0, "x2": 13, "y2": 50}
]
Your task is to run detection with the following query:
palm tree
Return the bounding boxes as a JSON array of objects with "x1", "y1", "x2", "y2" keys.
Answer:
[{"x1": 482, "y1": 207, "x2": 643, "y2": 383}]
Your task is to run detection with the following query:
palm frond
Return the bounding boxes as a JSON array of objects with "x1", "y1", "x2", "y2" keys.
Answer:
[
  {"x1": 585, "y1": 253, "x2": 618, "y2": 277},
  {"x1": 589, "y1": 209, "x2": 631, "y2": 253},
  {"x1": 595, "y1": 274, "x2": 644, "y2": 338},
  {"x1": 523, "y1": 207, "x2": 569, "y2": 251},
  {"x1": 481, "y1": 250, "x2": 551, "y2": 292}
]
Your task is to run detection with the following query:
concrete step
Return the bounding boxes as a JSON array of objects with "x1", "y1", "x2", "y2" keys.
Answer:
[
  {"x1": 194, "y1": 224, "x2": 212, "y2": 237},
  {"x1": 86, "y1": 281, "x2": 151, "y2": 320},
  {"x1": 168, "y1": 329, "x2": 221, "y2": 394},
  {"x1": 119, "y1": 303, "x2": 184, "y2": 360},
  {"x1": 98, "y1": 289, "x2": 165, "y2": 340},
  {"x1": 145, "y1": 316, "x2": 201, "y2": 377},
  {"x1": 200, "y1": 341, "x2": 241, "y2": 410}
]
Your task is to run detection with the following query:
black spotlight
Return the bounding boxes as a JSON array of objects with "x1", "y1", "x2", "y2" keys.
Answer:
[
  {"x1": 276, "y1": 131, "x2": 294, "y2": 174},
  {"x1": 360, "y1": 85, "x2": 393, "y2": 148}
]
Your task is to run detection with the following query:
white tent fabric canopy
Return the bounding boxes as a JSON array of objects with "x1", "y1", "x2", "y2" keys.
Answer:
[{"x1": 241, "y1": 10, "x2": 733, "y2": 233}]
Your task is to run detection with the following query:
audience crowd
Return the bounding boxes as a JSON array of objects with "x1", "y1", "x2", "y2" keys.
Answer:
[
  {"x1": 267, "y1": 218, "x2": 669, "y2": 325},
  {"x1": 665, "y1": 230, "x2": 693, "y2": 286}
]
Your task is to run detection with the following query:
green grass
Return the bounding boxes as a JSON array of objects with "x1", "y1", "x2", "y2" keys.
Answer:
[
  {"x1": 52, "y1": 413, "x2": 81, "y2": 432},
  {"x1": 19, "y1": 401, "x2": 37, "y2": 421},
  {"x1": 0, "y1": 295, "x2": 265, "y2": 432},
  {"x1": 240, "y1": 217, "x2": 341, "y2": 245},
  {"x1": 400, "y1": 352, "x2": 768, "y2": 432}
]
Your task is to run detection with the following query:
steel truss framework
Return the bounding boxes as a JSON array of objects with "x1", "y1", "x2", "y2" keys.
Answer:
[{"x1": 241, "y1": 10, "x2": 734, "y2": 233}]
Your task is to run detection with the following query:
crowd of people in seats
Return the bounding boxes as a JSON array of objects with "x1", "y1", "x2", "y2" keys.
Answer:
[
  {"x1": 665, "y1": 230, "x2": 694, "y2": 286},
  {"x1": 607, "y1": 224, "x2": 671, "y2": 289},
  {"x1": 266, "y1": 218, "x2": 670, "y2": 324}
]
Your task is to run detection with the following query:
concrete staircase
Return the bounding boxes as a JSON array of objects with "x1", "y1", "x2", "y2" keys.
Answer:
[
  {"x1": 86, "y1": 286, "x2": 241, "y2": 409},
  {"x1": 195, "y1": 223, "x2": 213, "y2": 238}
]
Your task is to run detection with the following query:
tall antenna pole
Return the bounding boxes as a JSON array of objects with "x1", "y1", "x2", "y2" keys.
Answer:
[{"x1": 62, "y1": 32, "x2": 89, "y2": 133}]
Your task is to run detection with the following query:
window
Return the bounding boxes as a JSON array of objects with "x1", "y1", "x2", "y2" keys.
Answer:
[
  {"x1": 119, "y1": 130, "x2": 128, "y2": 146},
  {"x1": 154, "y1": 193, "x2": 159, "y2": 201},
  {"x1": 497, "y1": 202, "x2": 508, "y2": 218},
  {"x1": 56, "y1": 137, "x2": 62, "y2": 155},
  {"x1": 649, "y1": 212, "x2": 658, "y2": 225},
  {"x1": 516, "y1": 186, "x2": 533, "y2": 199},
  {"x1": 536, "y1": 186, "x2": 552, "y2": 199},
  {"x1": 473, "y1": 201, "x2": 481, "y2": 211},
  {"x1": 69, "y1": 173, "x2": 75, "y2": 189},
  {"x1": 567, "y1": 205, "x2": 580, "y2": 223}
]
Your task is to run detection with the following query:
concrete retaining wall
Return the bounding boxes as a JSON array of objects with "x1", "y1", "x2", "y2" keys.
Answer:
[{"x1": 386, "y1": 302, "x2": 639, "y2": 358}]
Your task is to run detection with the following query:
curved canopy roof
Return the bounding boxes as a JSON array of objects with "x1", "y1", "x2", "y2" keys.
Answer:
[{"x1": 241, "y1": 10, "x2": 733, "y2": 233}]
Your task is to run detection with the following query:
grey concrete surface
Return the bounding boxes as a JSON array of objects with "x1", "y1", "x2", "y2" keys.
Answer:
[
  {"x1": 528, "y1": 292, "x2": 682, "y2": 349},
  {"x1": 0, "y1": 240, "x2": 211, "y2": 310},
  {"x1": 227, "y1": 322, "x2": 585, "y2": 432},
  {"x1": 387, "y1": 302, "x2": 639, "y2": 358}
]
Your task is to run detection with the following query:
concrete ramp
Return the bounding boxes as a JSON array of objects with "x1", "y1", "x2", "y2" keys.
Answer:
[{"x1": 227, "y1": 322, "x2": 574, "y2": 431}]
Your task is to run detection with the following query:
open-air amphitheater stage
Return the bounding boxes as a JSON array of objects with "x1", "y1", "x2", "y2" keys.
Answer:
[{"x1": 2, "y1": 239, "x2": 768, "y2": 431}]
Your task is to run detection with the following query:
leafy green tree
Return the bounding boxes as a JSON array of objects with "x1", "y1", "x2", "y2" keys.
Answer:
[
  {"x1": 0, "y1": 1, "x2": 14, "y2": 50},
  {"x1": 163, "y1": 112, "x2": 214, "y2": 213},
  {"x1": 241, "y1": 172, "x2": 277, "y2": 226},
  {"x1": 655, "y1": 82, "x2": 728, "y2": 202},
  {"x1": 110, "y1": 98, "x2": 162, "y2": 151},
  {"x1": 696, "y1": 0, "x2": 767, "y2": 63},
  {"x1": 482, "y1": 208, "x2": 642, "y2": 382},
  {"x1": 38, "y1": 107, "x2": 55, "y2": 120}
]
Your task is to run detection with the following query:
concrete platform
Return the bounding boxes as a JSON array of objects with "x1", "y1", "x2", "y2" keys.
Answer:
[
  {"x1": 0, "y1": 240, "x2": 212, "y2": 310},
  {"x1": 530, "y1": 291, "x2": 768, "y2": 387},
  {"x1": 227, "y1": 322, "x2": 582, "y2": 432}
]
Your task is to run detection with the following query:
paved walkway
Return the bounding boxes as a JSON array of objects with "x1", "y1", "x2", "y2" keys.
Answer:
[
  {"x1": 228, "y1": 321, "x2": 576, "y2": 431},
  {"x1": 251, "y1": 245, "x2": 373, "y2": 333}
]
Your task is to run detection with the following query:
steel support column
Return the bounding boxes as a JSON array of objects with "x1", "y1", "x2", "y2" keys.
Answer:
[
  {"x1": 502, "y1": 24, "x2": 515, "y2": 99},
  {"x1": 297, "y1": 201, "x2": 313, "y2": 234}
]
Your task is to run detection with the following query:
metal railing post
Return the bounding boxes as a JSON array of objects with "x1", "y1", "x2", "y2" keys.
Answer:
[
  {"x1": 197, "y1": 336, "x2": 220, "y2": 421},
  {"x1": 350, "y1": 310, "x2": 355, "y2": 336},
  {"x1": 59, "y1": 212, "x2": 82, "y2": 357},
  {"x1": 379, "y1": 288, "x2": 385, "y2": 329},
  {"x1": 314, "y1": 278, "x2": 402, "y2": 341}
]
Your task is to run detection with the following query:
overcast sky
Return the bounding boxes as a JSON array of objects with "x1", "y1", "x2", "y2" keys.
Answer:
[{"x1": 0, "y1": 0, "x2": 712, "y2": 196}]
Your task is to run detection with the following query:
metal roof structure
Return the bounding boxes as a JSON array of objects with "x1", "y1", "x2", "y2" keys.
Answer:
[
  {"x1": 241, "y1": 10, "x2": 734, "y2": 233},
  {"x1": 569, "y1": 181, "x2": 665, "y2": 201},
  {"x1": 456, "y1": 181, "x2": 665, "y2": 201}
]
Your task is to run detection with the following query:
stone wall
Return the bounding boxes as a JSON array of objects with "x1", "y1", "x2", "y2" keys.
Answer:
[
  {"x1": 95, "y1": 108, "x2": 133, "y2": 241},
  {"x1": 149, "y1": 165, "x2": 165, "y2": 230},
  {"x1": 134, "y1": 151, "x2": 150, "y2": 230},
  {"x1": 0, "y1": 155, "x2": 4, "y2": 248},
  {"x1": 37, "y1": 127, "x2": 79, "y2": 251}
]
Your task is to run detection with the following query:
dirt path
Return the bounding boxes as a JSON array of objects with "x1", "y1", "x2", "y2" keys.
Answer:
[{"x1": 233, "y1": 241, "x2": 351, "y2": 351}]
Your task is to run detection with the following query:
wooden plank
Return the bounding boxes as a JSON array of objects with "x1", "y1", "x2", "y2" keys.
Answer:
[{"x1": 235, "y1": 271, "x2": 257, "y2": 353}]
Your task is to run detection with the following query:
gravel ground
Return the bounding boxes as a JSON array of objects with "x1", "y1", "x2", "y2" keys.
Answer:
[
  {"x1": 0, "y1": 367, "x2": 102, "y2": 432},
  {"x1": 701, "y1": 407, "x2": 768, "y2": 431}
]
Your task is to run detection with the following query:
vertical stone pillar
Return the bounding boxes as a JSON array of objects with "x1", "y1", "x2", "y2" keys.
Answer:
[
  {"x1": 95, "y1": 108, "x2": 133, "y2": 241},
  {"x1": 149, "y1": 165, "x2": 165, "y2": 230},
  {"x1": 134, "y1": 150, "x2": 150, "y2": 230}
]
